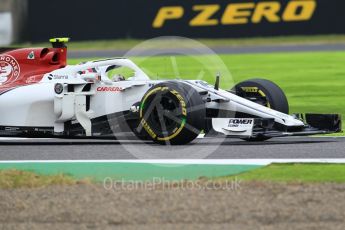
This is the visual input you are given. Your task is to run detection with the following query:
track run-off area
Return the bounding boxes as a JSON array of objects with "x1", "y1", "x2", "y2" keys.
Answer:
[{"x1": 0, "y1": 136, "x2": 344, "y2": 180}]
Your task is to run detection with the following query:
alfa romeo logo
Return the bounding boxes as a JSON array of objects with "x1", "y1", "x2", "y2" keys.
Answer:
[{"x1": 0, "y1": 55, "x2": 20, "y2": 84}]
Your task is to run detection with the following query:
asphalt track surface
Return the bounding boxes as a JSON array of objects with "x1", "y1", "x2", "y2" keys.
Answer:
[
  {"x1": 68, "y1": 44, "x2": 345, "y2": 58},
  {"x1": 0, "y1": 136, "x2": 344, "y2": 160}
]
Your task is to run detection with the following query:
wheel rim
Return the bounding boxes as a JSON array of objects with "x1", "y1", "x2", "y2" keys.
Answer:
[{"x1": 143, "y1": 91, "x2": 186, "y2": 137}]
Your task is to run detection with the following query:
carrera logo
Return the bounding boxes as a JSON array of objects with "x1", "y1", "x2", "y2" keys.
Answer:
[
  {"x1": 153, "y1": 0, "x2": 316, "y2": 28},
  {"x1": 97, "y1": 86, "x2": 123, "y2": 92},
  {"x1": 0, "y1": 55, "x2": 20, "y2": 85}
]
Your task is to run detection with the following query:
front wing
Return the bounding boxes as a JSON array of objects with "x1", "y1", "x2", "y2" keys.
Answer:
[{"x1": 212, "y1": 113, "x2": 342, "y2": 138}]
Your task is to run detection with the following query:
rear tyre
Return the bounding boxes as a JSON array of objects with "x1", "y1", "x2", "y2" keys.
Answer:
[
  {"x1": 232, "y1": 78, "x2": 289, "y2": 141},
  {"x1": 138, "y1": 81, "x2": 205, "y2": 145}
]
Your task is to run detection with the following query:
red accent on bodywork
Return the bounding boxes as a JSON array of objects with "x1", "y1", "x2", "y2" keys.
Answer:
[
  {"x1": 0, "y1": 47, "x2": 67, "y2": 94},
  {"x1": 96, "y1": 86, "x2": 123, "y2": 92}
]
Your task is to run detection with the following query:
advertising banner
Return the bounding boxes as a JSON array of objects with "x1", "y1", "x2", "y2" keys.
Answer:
[{"x1": 27, "y1": 0, "x2": 345, "y2": 41}]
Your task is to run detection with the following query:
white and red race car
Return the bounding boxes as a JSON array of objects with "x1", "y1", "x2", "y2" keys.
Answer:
[{"x1": 0, "y1": 38, "x2": 341, "y2": 144}]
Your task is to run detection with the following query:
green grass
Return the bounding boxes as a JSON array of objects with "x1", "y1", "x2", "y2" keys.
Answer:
[
  {"x1": 220, "y1": 163, "x2": 345, "y2": 183},
  {"x1": 0, "y1": 169, "x2": 88, "y2": 189},
  {"x1": 69, "y1": 51, "x2": 345, "y2": 130},
  {"x1": 15, "y1": 34, "x2": 345, "y2": 50},
  {"x1": 2, "y1": 164, "x2": 344, "y2": 188}
]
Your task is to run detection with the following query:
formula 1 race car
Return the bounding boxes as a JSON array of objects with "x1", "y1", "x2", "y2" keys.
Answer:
[{"x1": 0, "y1": 38, "x2": 341, "y2": 144}]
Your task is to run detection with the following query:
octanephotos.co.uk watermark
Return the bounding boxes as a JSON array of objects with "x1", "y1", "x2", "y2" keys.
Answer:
[{"x1": 103, "y1": 176, "x2": 242, "y2": 191}]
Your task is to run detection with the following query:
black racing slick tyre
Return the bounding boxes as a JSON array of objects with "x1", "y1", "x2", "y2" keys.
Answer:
[
  {"x1": 138, "y1": 81, "x2": 205, "y2": 145},
  {"x1": 232, "y1": 78, "x2": 289, "y2": 141},
  {"x1": 233, "y1": 78, "x2": 289, "y2": 114}
]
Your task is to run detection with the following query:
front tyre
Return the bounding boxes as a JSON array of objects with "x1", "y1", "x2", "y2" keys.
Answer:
[
  {"x1": 233, "y1": 78, "x2": 289, "y2": 114},
  {"x1": 232, "y1": 78, "x2": 289, "y2": 141},
  {"x1": 138, "y1": 81, "x2": 205, "y2": 145}
]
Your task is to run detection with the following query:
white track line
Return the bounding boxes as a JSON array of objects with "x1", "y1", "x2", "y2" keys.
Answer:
[
  {"x1": 0, "y1": 137, "x2": 54, "y2": 140},
  {"x1": 1, "y1": 159, "x2": 345, "y2": 165},
  {"x1": 0, "y1": 136, "x2": 344, "y2": 141}
]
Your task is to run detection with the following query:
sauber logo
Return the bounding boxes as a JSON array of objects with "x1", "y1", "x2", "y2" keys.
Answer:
[
  {"x1": 153, "y1": 0, "x2": 316, "y2": 28},
  {"x1": 0, "y1": 55, "x2": 20, "y2": 84},
  {"x1": 97, "y1": 86, "x2": 123, "y2": 92}
]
